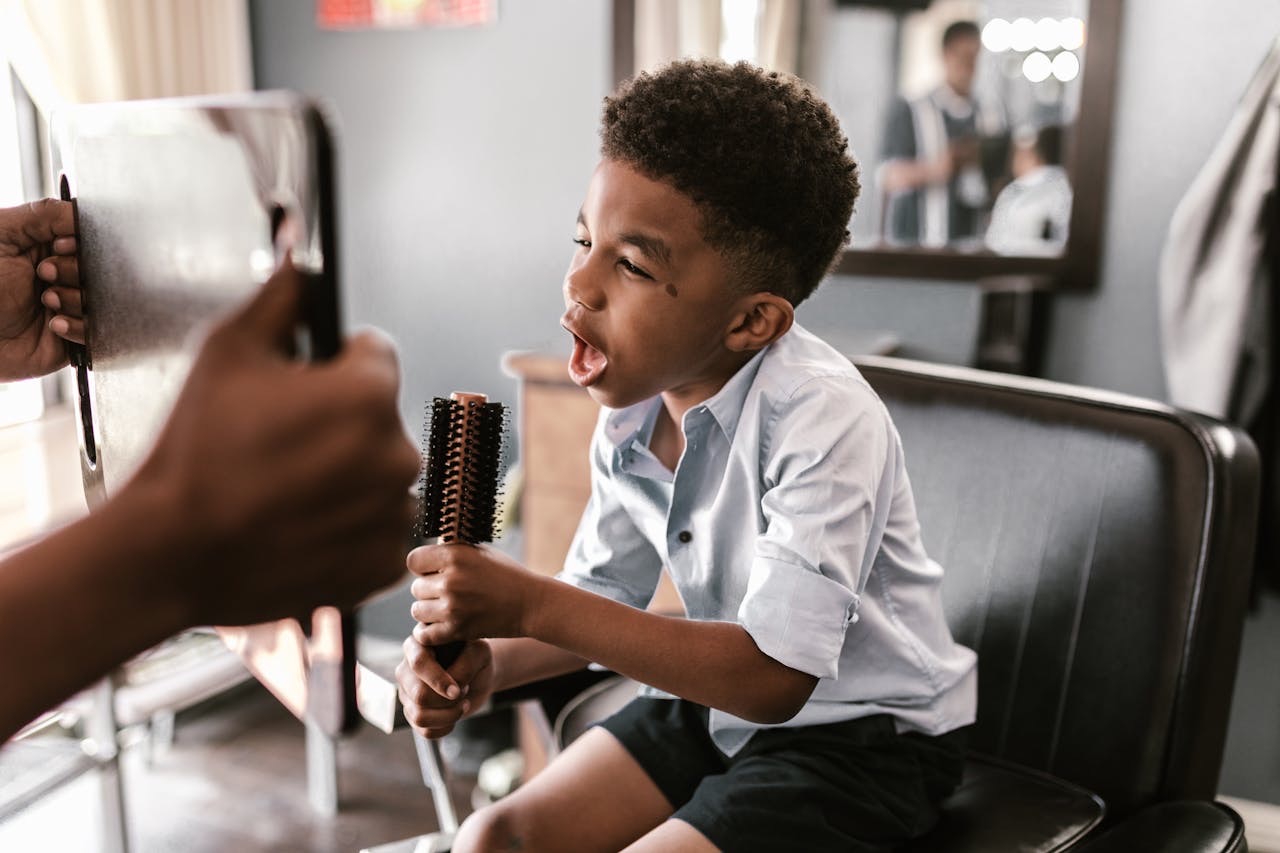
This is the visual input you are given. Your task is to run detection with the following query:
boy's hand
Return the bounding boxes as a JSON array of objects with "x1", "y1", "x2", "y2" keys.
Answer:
[
  {"x1": 407, "y1": 543, "x2": 545, "y2": 643},
  {"x1": 396, "y1": 637, "x2": 494, "y2": 738},
  {"x1": 0, "y1": 199, "x2": 83, "y2": 380}
]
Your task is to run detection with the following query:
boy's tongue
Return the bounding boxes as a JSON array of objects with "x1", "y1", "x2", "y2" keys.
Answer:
[{"x1": 569, "y1": 335, "x2": 608, "y2": 387}]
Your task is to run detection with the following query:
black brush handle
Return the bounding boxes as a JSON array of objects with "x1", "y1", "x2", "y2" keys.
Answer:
[{"x1": 434, "y1": 641, "x2": 464, "y2": 670}]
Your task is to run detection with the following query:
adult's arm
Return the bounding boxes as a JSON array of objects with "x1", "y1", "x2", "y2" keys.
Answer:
[{"x1": 0, "y1": 263, "x2": 421, "y2": 742}]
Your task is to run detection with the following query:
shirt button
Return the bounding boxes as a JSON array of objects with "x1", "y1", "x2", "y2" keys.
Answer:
[{"x1": 677, "y1": 530, "x2": 693, "y2": 544}]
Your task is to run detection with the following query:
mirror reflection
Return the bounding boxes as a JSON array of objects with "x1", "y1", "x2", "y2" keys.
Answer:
[
  {"x1": 633, "y1": 0, "x2": 1088, "y2": 258},
  {"x1": 805, "y1": 0, "x2": 1085, "y2": 255}
]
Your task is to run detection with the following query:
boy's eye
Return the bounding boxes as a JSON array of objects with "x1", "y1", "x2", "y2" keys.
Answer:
[
  {"x1": 618, "y1": 258, "x2": 652, "y2": 279},
  {"x1": 572, "y1": 237, "x2": 591, "y2": 248}
]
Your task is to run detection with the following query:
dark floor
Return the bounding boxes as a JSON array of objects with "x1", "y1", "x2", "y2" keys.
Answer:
[{"x1": 0, "y1": 683, "x2": 479, "y2": 852}]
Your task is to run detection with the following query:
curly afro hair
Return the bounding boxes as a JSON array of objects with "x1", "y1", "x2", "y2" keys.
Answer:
[{"x1": 601, "y1": 59, "x2": 859, "y2": 306}]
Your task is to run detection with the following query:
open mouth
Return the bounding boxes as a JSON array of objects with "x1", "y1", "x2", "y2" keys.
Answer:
[{"x1": 565, "y1": 328, "x2": 608, "y2": 388}]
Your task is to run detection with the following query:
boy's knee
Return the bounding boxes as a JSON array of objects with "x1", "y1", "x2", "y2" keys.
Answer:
[{"x1": 452, "y1": 802, "x2": 533, "y2": 853}]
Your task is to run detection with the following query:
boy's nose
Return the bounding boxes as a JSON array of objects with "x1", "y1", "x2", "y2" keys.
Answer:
[{"x1": 563, "y1": 261, "x2": 604, "y2": 311}]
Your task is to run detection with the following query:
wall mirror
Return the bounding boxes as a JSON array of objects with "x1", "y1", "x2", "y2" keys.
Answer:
[{"x1": 612, "y1": 0, "x2": 1121, "y2": 288}]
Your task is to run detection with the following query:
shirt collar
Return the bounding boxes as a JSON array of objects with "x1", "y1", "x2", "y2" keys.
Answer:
[{"x1": 602, "y1": 343, "x2": 772, "y2": 449}]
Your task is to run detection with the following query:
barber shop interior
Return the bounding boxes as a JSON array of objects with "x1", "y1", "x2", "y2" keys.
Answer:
[{"x1": 1, "y1": 0, "x2": 1279, "y2": 851}]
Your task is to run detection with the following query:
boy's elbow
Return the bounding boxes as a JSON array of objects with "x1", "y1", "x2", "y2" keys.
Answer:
[{"x1": 741, "y1": 672, "x2": 818, "y2": 725}]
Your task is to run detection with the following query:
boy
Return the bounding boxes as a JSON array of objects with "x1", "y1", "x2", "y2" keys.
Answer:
[{"x1": 398, "y1": 59, "x2": 976, "y2": 852}]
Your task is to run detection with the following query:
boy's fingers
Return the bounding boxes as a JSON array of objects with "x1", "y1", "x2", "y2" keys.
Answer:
[
  {"x1": 409, "y1": 576, "x2": 442, "y2": 600},
  {"x1": 52, "y1": 236, "x2": 76, "y2": 255},
  {"x1": 412, "y1": 622, "x2": 434, "y2": 646},
  {"x1": 401, "y1": 636, "x2": 462, "y2": 701},
  {"x1": 410, "y1": 600, "x2": 453, "y2": 627},
  {"x1": 406, "y1": 543, "x2": 464, "y2": 577},
  {"x1": 446, "y1": 642, "x2": 489, "y2": 686}
]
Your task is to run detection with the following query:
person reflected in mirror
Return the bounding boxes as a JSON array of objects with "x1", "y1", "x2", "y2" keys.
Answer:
[
  {"x1": 0, "y1": 199, "x2": 421, "y2": 742},
  {"x1": 879, "y1": 20, "x2": 1006, "y2": 247},
  {"x1": 985, "y1": 124, "x2": 1072, "y2": 256}
]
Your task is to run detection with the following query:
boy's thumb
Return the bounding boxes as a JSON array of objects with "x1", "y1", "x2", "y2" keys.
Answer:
[{"x1": 218, "y1": 258, "x2": 304, "y2": 354}]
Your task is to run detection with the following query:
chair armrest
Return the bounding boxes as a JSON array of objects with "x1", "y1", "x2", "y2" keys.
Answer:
[
  {"x1": 489, "y1": 668, "x2": 617, "y2": 726},
  {"x1": 1074, "y1": 801, "x2": 1246, "y2": 853}
]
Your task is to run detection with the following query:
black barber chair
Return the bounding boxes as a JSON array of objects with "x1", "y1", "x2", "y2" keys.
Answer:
[
  {"x1": 857, "y1": 355, "x2": 1257, "y2": 851},
  {"x1": 379, "y1": 356, "x2": 1258, "y2": 853}
]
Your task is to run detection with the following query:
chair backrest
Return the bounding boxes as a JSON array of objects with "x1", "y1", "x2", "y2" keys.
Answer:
[{"x1": 855, "y1": 356, "x2": 1259, "y2": 818}]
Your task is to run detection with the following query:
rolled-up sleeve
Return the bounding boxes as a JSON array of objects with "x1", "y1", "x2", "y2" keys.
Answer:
[
  {"x1": 556, "y1": 413, "x2": 663, "y2": 610},
  {"x1": 737, "y1": 376, "x2": 895, "y2": 680}
]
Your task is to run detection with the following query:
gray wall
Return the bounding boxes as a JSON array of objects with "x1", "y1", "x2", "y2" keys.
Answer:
[{"x1": 251, "y1": 0, "x2": 609, "y2": 427}]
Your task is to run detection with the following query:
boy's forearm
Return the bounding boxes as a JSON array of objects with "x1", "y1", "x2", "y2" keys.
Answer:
[
  {"x1": 524, "y1": 577, "x2": 816, "y2": 724},
  {"x1": 488, "y1": 636, "x2": 589, "y2": 693}
]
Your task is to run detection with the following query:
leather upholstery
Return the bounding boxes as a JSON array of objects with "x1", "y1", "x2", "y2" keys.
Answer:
[
  {"x1": 854, "y1": 356, "x2": 1259, "y2": 821},
  {"x1": 900, "y1": 755, "x2": 1104, "y2": 853},
  {"x1": 1073, "y1": 801, "x2": 1247, "y2": 853}
]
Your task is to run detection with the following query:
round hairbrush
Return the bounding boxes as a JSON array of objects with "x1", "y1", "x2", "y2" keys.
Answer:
[{"x1": 418, "y1": 391, "x2": 507, "y2": 668}]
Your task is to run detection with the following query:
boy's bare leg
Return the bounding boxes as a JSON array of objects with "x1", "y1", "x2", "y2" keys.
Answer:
[
  {"x1": 623, "y1": 819, "x2": 719, "y2": 852},
  {"x1": 452, "y1": 727, "x2": 673, "y2": 853}
]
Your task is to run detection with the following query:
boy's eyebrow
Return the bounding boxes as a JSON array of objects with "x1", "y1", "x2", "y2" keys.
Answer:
[
  {"x1": 619, "y1": 231, "x2": 673, "y2": 267},
  {"x1": 577, "y1": 209, "x2": 674, "y2": 267}
]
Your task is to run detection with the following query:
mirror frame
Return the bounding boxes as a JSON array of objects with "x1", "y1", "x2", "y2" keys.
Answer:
[{"x1": 610, "y1": 0, "x2": 1122, "y2": 290}]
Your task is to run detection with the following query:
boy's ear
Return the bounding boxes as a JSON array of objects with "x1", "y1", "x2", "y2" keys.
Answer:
[{"x1": 724, "y1": 292, "x2": 794, "y2": 353}]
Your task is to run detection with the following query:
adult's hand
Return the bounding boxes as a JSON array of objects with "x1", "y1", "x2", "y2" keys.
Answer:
[
  {"x1": 127, "y1": 260, "x2": 421, "y2": 627},
  {"x1": 0, "y1": 199, "x2": 82, "y2": 381}
]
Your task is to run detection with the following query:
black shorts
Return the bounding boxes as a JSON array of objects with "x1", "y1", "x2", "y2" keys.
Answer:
[{"x1": 598, "y1": 698, "x2": 966, "y2": 853}]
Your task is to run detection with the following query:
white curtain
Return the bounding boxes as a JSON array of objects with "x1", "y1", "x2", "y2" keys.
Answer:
[
  {"x1": 631, "y1": 0, "x2": 801, "y2": 76},
  {"x1": 756, "y1": 0, "x2": 800, "y2": 76},
  {"x1": 0, "y1": 0, "x2": 251, "y2": 112},
  {"x1": 634, "y1": 0, "x2": 721, "y2": 74}
]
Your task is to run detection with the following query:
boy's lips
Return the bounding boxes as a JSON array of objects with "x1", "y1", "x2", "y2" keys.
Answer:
[{"x1": 565, "y1": 326, "x2": 608, "y2": 388}]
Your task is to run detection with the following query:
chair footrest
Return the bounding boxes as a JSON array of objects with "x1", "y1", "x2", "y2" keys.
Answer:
[{"x1": 0, "y1": 737, "x2": 102, "y2": 821}]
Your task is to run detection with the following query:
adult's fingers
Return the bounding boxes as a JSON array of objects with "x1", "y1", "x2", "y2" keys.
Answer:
[
  {"x1": 212, "y1": 259, "x2": 303, "y2": 355},
  {"x1": 13, "y1": 199, "x2": 74, "y2": 245},
  {"x1": 37, "y1": 256, "x2": 79, "y2": 290},
  {"x1": 49, "y1": 316, "x2": 85, "y2": 345},
  {"x1": 41, "y1": 285, "x2": 82, "y2": 317},
  {"x1": 330, "y1": 327, "x2": 401, "y2": 392}
]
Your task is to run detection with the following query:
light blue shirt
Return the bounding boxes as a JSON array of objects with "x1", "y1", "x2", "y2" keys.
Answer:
[{"x1": 558, "y1": 324, "x2": 977, "y2": 755}]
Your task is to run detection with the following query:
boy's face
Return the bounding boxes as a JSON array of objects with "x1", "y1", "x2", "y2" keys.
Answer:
[{"x1": 562, "y1": 159, "x2": 742, "y2": 410}]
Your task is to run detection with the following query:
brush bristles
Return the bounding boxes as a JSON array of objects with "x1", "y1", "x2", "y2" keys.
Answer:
[{"x1": 419, "y1": 396, "x2": 507, "y2": 545}]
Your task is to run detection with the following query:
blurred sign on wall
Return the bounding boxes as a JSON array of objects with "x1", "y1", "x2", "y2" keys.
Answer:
[{"x1": 317, "y1": 0, "x2": 496, "y2": 29}]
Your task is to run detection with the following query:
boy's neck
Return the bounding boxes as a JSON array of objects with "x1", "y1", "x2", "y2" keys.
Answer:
[{"x1": 650, "y1": 349, "x2": 758, "y2": 468}]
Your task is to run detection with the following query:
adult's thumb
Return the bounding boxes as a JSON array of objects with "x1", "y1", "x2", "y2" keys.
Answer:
[{"x1": 217, "y1": 258, "x2": 304, "y2": 354}]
